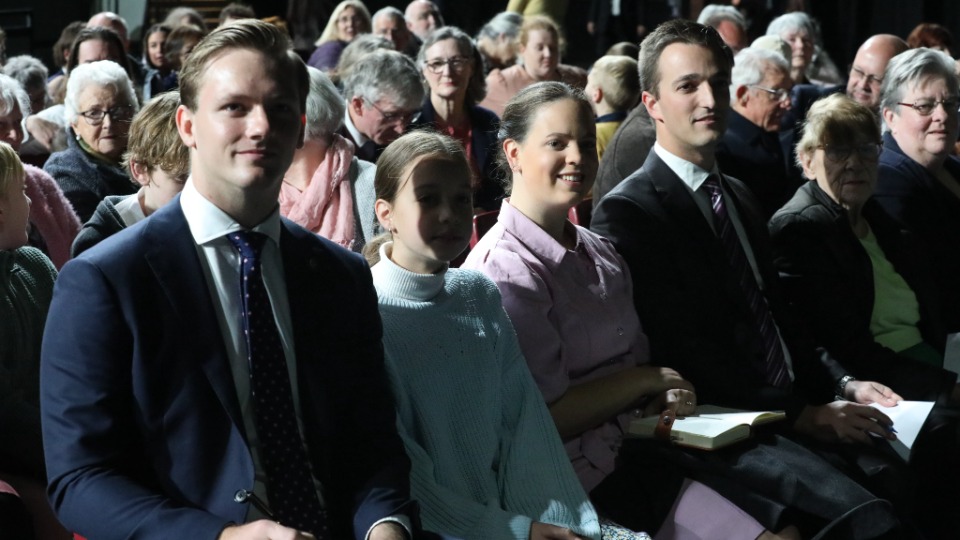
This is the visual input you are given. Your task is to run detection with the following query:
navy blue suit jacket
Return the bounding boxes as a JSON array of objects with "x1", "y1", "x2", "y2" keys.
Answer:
[{"x1": 41, "y1": 198, "x2": 415, "y2": 539}]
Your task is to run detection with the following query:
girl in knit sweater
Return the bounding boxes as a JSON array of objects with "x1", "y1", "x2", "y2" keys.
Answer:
[{"x1": 364, "y1": 131, "x2": 605, "y2": 540}]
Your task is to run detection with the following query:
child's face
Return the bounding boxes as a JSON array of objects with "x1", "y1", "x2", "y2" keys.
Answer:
[
  {"x1": 0, "y1": 170, "x2": 31, "y2": 250},
  {"x1": 379, "y1": 156, "x2": 473, "y2": 274}
]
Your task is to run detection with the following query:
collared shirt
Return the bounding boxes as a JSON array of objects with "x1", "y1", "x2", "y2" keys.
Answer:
[
  {"x1": 180, "y1": 180, "x2": 306, "y2": 519},
  {"x1": 114, "y1": 192, "x2": 146, "y2": 227},
  {"x1": 180, "y1": 182, "x2": 410, "y2": 537},
  {"x1": 653, "y1": 143, "x2": 794, "y2": 379},
  {"x1": 343, "y1": 106, "x2": 370, "y2": 148},
  {"x1": 463, "y1": 200, "x2": 648, "y2": 492}
]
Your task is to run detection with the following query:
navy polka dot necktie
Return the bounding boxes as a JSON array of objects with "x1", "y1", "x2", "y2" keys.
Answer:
[{"x1": 227, "y1": 231, "x2": 328, "y2": 537}]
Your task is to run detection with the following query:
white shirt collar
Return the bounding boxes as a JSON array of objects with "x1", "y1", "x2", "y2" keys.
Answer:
[
  {"x1": 653, "y1": 142, "x2": 720, "y2": 192},
  {"x1": 180, "y1": 178, "x2": 282, "y2": 247}
]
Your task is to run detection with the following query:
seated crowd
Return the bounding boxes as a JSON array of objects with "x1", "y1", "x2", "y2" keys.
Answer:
[{"x1": 2, "y1": 2, "x2": 960, "y2": 539}]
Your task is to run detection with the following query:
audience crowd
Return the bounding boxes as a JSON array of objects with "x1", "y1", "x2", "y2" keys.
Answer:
[{"x1": 2, "y1": 2, "x2": 960, "y2": 539}]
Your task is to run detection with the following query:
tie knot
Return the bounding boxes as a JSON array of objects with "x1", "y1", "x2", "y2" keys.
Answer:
[
  {"x1": 227, "y1": 231, "x2": 267, "y2": 260},
  {"x1": 702, "y1": 174, "x2": 722, "y2": 197}
]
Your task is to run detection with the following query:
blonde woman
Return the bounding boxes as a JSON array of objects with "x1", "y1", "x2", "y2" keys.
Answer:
[{"x1": 308, "y1": 0, "x2": 371, "y2": 72}]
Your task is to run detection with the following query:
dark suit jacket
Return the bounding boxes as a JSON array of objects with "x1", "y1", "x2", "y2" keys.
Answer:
[
  {"x1": 409, "y1": 101, "x2": 505, "y2": 211},
  {"x1": 769, "y1": 181, "x2": 956, "y2": 403},
  {"x1": 592, "y1": 104, "x2": 656, "y2": 211},
  {"x1": 40, "y1": 198, "x2": 415, "y2": 540},
  {"x1": 591, "y1": 151, "x2": 838, "y2": 419},
  {"x1": 874, "y1": 132, "x2": 960, "y2": 332},
  {"x1": 717, "y1": 110, "x2": 800, "y2": 220}
]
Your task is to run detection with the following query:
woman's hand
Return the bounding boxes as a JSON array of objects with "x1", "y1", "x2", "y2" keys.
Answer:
[
  {"x1": 643, "y1": 388, "x2": 697, "y2": 417},
  {"x1": 634, "y1": 365, "x2": 695, "y2": 397}
]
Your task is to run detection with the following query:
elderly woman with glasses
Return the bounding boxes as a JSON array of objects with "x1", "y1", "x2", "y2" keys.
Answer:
[
  {"x1": 874, "y1": 48, "x2": 960, "y2": 335},
  {"x1": 768, "y1": 93, "x2": 959, "y2": 406},
  {"x1": 43, "y1": 60, "x2": 139, "y2": 223},
  {"x1": 409, "y1": 27, "x2": 504, "y2": 211}
]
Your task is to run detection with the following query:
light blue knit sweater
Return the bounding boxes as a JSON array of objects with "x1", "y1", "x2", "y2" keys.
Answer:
[{"x1": 371, "y1": 246, "x2": 601, "y2": 540}]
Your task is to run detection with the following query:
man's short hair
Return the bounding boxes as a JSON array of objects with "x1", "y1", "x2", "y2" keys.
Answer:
[
  {"x1": 730, "y1": 47, "x2": 789, "y2": 97},
  {"x1": 67, "y1": 27, "x2": 130, "y2": 76},
  {"x1": 591, "y1": 55, "x2": 640, "y2": 111},
  {"x1": 125, "y1": 91, "x2": 189, "y2": 181},
  {"x1": 373, "y1": 6, "x2": 404, "y2": 27},
  {"x1": 219, "y1": 2, "x2": 256, "y2": 26},
  {"x1": 342, "y1": 49, "x2": 424, "y2": 110},
  {"x1": 178, "y1": 19, "x2": 308, "y2": 114},
  {"x1": 638, "y1": 19, "x2": 733, "y2": 98}
]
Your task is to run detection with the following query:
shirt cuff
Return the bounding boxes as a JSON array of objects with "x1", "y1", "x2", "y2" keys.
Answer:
[{"x1": 365, "y1": 515, "x2": 412, "y2": 540}]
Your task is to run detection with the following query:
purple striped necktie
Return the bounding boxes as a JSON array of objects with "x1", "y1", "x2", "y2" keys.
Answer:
[
  {"x1": 701, "y1": 175, "x2": 791, "y2": 388},
  {"x1": 227, "y1": 231, "x2": 329, "y2": 537}
]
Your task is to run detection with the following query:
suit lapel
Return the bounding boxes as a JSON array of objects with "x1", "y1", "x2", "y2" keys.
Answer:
[
  {"x1": 644, "y1": 152, "x2": 720, "y2": 250},
  {"x1": 142, "y1": 201, "x2": 245, "y2": 431}
]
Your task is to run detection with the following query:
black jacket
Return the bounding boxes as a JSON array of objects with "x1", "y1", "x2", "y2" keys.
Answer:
[{"x1": 769, "y1": 181, "x2": 956, "y2": 403}]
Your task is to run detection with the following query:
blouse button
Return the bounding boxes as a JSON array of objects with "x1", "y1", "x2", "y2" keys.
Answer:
[
  {"x1": 617, "y1": 327, "x2": 624, "y2": 336},
  {"x1": 600, "y1": 292, "x2": 607, "y2": 301}
]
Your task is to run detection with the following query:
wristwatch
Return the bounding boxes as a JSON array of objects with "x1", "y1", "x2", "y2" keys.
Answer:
[{"x1": 835, "y1": 375, "x2": 856, "y2": 400}]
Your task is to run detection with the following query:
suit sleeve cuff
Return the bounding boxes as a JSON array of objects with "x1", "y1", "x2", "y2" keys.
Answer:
[{"x1": 365, "y1": 515, "x2": 413, "y2": 540}]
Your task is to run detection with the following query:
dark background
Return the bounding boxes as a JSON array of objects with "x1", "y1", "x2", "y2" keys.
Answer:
[{"x1": 2, "y1": 0, "x2": 959, "y2": 75}]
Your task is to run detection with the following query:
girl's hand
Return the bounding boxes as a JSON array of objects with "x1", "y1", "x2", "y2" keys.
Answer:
[{"x1": 643, "y1": 389, "x2": 697, "y2": 417}]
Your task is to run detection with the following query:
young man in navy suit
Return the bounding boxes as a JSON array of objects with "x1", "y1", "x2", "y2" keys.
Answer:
[{"x1": 41, "y1": 20, "x2": 415, "y2": 540}]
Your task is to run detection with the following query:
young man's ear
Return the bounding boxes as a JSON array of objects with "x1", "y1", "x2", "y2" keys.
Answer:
[
  {"x1": 176, "y1": 104, "x2": 197, "y2": 149},
  {"x1": 642, "y1": 91, "x2": 662, "y2": 123}
]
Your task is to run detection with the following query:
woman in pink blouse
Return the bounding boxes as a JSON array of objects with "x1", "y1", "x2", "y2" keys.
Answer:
[{"x1": 464, "y1": 81, "x2": 903, "y2": 540}]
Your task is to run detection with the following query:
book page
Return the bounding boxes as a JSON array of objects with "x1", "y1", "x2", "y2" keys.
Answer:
[
  {"x1": 868, "y1": 401, "x2": 935, "y2": 462},
  {"x1": 693, "y1": 405, "x2": 786, "y2": 426}
]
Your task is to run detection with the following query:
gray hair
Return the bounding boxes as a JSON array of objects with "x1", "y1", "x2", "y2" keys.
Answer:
[
  {"x1": 342, "y1": 49, "x2": 424, "y2": 110},
  {"x1": 64, "y1": 60, "x2": 139, "y2": 125},
  {"x1": 476, "y1": 11, "x2": 522, "y2": 42},
  {"x1": 0, "y1": 73, "x2": 30, "y2": 117},
  {"x1": 305, "y1": 66, "x2": 345, "y2": 141},
  {"x1": 766, "y1": 12, "x2": 817, "y2": 41},
  {"x1": 416, "y1": 26, "x2": 486, "y2": 105},
  {"x1": 730, "y1": 47, "x2": 789, "y2": 97},
  {"x1": 2, "y1": 55, "x2": 48, "y2": 99},
  {"x1": 335, "y1": 34, "x2": 395, "y2": 83},
  {"x1": 880, "y1": 48, "x2": 959, "y2": 131},
  {"x1": 372, "y1": 6, "x2": 404, "y2": 26},
  {"x1": 698, "y1": 5, "x2": 747, "y2": 31}
]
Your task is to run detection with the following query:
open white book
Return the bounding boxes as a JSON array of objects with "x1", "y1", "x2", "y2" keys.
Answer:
[
  {"x1": 627, "y1": 405, "x2": 786, "y2": 450},
  {"x1": 868, "y1": 400, "x2": 935, "y2": 462}
]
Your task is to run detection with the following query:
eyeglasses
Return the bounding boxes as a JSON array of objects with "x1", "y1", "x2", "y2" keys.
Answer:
[
  {"x1": 750, "y1": 85, "x2": 791, "y2": 103},
  {"x1": 817, "y1": 143, "x2": 881, "y2": 162},
  {"x1": 896, "y1": 98, "x2": 960, "y2": 116},
  {"x1": 849, "y1": 66, "x2": 883, "y2": 86},
  {"x1": 364, "y1": 99, "x2": 416, "y2": 124},
  {"x1": 78, "y1": 105, "x2": 135, "y2": 126},
  {"x1": 424, "y1": 56, "x2": 471, "y2": 74}
]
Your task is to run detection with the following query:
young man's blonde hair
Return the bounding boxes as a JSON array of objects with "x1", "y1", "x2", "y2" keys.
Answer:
[
  {"x1": 590, "y1": 55, "x2": 640, "y2": 111},
  {"x1": 0, "y1": 141, "x2": 24, "y2": 197},
  {"x1": 124, "y1": 91, "x2": 189, "y2": 181}
]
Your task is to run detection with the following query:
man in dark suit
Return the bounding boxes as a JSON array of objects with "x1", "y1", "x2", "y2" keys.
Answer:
[
  {"x1": 592, "y1": 20, "x2": 911, "y2": 537},
  {"x1": 718, "y1": 46, "x2": 800, "y2": 219},
  {"x1": 41, "y1": 21, "x2": 416, "y2": 540},
  {"x1": 339, "y1": 50, "x2": 423, "y2": 162}
]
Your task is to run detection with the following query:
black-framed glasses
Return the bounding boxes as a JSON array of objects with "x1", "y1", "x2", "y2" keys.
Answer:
[
  {"x1": 364, "y1": 99, "x2": 416, "y2": 124},
  {"x1": 78, "y1": 105, "x2": 134, "y2": 126},
  {"x1": 848, "y1": 65, "x2": 883, "y2": 86},
  {"x1": 817, "y1": 143, "x2": 882, "y2": 162},
  {"x1": 424, "y1": 56, "x2": 471, "y2": 74},
  {"x1": 750, "y1": 85, "x2": 791, "y2": 102},
  {"x1": 896, "y1": 98, "x2": 960, "y2": 116}
]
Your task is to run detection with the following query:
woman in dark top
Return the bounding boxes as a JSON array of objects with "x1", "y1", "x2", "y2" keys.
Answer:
[
  {"x1": 769, "y1": 93, "x2": 958, "y2": 405},
  {"x1": 409, "y1": 26, "x2": 503, "y2": 212},
  {"x1": 873, "y1": 48, "x2": 960, "y2": 334}
]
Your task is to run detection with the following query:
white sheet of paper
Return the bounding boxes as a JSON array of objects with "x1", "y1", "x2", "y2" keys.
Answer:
[{"x1": 868, "y1": 400, "x2": 935, "y2": 462}]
